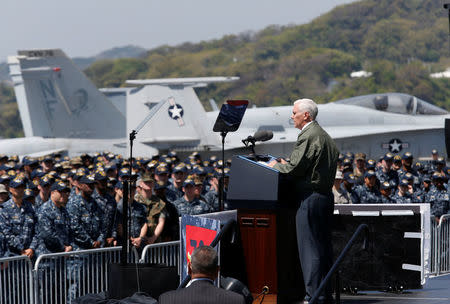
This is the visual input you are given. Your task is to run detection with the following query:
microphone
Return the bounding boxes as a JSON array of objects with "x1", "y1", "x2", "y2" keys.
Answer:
[
  {"x1": 253, "y1": 130, "x2": 273, "y2": 142},
  {"x1": 242, "y1": 130, "x2": 273, "y2": 146}
]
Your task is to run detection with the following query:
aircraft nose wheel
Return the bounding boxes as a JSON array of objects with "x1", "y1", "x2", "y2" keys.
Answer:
[
  {"x1": 385, "y1": 282, "x2": 405, "y2": 293},
  {"x1": 342, "y1": 286, "x2": 358, "y2": 295}
]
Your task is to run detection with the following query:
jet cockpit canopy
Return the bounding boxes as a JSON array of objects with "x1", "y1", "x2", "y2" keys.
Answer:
[{"x1": 333, "y1": 93, "x2": 448, "y2": 115}]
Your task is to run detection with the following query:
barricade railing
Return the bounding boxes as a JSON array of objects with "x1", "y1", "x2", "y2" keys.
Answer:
[
  {"x1": 0, "y1": 255, "x2": 34, "y2": 304},
  {"x1": 139, "y1": 241, "x2": 180, "y2": 267},
  {"x1": 430, "y1": 214, "x2": 450, "y2": 277},
  {"x1": 33, "y1": 246, "x2": 138, "y2": 304}
]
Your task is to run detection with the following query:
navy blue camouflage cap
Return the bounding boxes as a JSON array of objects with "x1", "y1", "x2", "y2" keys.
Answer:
[
  {"x1": 404, "y1": 172, "x2": 414, "y2": 181},
  {"x1": 23, "y1": 158, "x2": 38, "y2": 166},
  {"x1": 115, "y1": 181, "x2": 123, "y2": 189},
  {"x1": 342, "y1": 158, "x2": 352, "y2": 167},
  {"x1": 94, "y1": 170, "x2": 108, "y2": 181},
  {"x1": 399, "y1": 179, "x2": 409, "y2": 187},
  {"x1": 343, "y1": 172, "x2": 356, "y2": 183},
  {"x1": 173, "y1": 163, "x2": 187, "y2": 173},
  {"x1": 414, "y1": 162, "x2": 423, "y2": 170},
  {"x1": 383, "y1": 152, "x2": 394, "y2": 161},
  {"x1": 437, "y1": 157, "x2": 445, "y2": 165},
  {"x1": 380, "y1": 181, "x2": 392, "y2": 190},
  {"x1": 40, "y1": 175, "x2": 53, "y2": 186},
  {"x1": 105, "y1": 163, "x2": 117, "y2": 171},
  {"x1": 423, "y1": 175, "x2": 431, "y2": 182},
  {"x1": 402, "y1": 152, "x2": 413, "y2": 160},
  {"x1": 192, "y1": 166, "x2": 206, "y2": 175},
  {"x1": 10, "y1": 176, "x2": 26, "y2": 188},
  {"x1": 79, "y1": 175, "x2": 96, "y2": 184},
  {"x1": 30, "y1": 179, "x2": 39, "y2": 190},
  {"x1": 51, "y1": 181, "x2": 70, "y2": 192},
  {"x1": 24, "y1": 188, "x2": 34, "y2": 200},
  {"x1": 155, "y1": 165, "x2": 169, "y2": 175},
  {"x1": 43, "y1": 155, "x2": 53, "y2": 162},
  {"x1": 364, "y1": 170, "x2": 376, "y2": 178},
  {"x1": 393, "y1": 155, "x2": 402, "y2": 162},
  {"x1": 0, "y1": 164, "x2": 12, "y2": 172},
  {"x1": 432, "y1": 171, "x2": 445, "y2": 180},
  {"x1": 366, "y1": 159, "x2": 376, "y2": 169},
  {"x1": 154, "y1": 180, "x2": 167, "y2": 190},
  {"x1": 0, "y1": 174, "x2": 11, "y2": 184},
  {"x1": 118, "y1": 168, "x2": 130, "y2": 178},
  {"x1": 183, "y1": 178, "x2": 195, "y2": 187},
  {"x1": 345, "y1": 152, "x2": 354, "y2": 160}
]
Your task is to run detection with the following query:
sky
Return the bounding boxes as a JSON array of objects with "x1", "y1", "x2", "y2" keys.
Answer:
[{"x1": 0, "y1": 0, "x2": 357, "y2": 61}]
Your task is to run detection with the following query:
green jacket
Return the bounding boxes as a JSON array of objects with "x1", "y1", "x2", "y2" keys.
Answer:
[{"x1": 274, "y1": 121, "x2": 339, "y2": 194}]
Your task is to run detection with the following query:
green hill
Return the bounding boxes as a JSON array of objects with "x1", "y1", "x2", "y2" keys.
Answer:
[{"x1": 1, "y1": 0, "x2": 450, "y2": 138}]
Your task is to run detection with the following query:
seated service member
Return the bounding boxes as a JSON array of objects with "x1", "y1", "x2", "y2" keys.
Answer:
[{"x1": 159, "y1": 246, "x2": 245, "y2": 304}]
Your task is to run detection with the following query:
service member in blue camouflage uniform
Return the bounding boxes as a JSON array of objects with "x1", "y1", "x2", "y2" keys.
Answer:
[
  {"x1": 166, "y1": 164, "x2": 188, "y2": 201},
  {"x1": 92, "y1": 171, "x2": 117, "y2": 246},
  {"x1": 415, "y1": 175, "x2": 432, "y2": 203},
  {"x1": 174, "y1": 179, "x2": 212, "y2": 216},
  {"x1": 426, "y1": 172, "x2": 450, "y2": 223},
  {"x1": 380, "y1": 181, "x2": 395, "y2": 204},
  {"x1": 0, "y1": 177, "x2": 38, "y2": 258},
  {"x1": 35, "y1": 181, "x2": 73, "y2": 255},
  {"x1": 35, "y1": 175, "x2": 52, "y2": 208},
  {"x1": 354, "y1": 170, "x2": 382, "y2": 204},
  {"x1": 116, "y1": 183, "x2": 147, "y2": 249},
  {"x1": 392, "y1": 179, "x2": 414, "y2": 204},
  {"x1": 397, "y1": 152, "x2": 419, "y2": 182},
  {"x1": 66, "y1": 175, "x2": 105, "y2": 250},
  {"x1": 375, "y1": 153, "x2": 399, "y2": 187}
]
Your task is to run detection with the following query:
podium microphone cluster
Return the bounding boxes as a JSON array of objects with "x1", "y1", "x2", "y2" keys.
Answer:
[{"x1": 242, "y1": 130, "x2": 273, "y2": 146}]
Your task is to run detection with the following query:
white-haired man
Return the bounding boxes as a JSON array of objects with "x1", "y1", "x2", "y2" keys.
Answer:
[{"x1": 268, "y1": 98, "x2": 339, "y2": 304}]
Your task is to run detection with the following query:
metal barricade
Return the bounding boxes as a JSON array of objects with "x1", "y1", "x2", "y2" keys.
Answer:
[
  {"x1": 139, "y1": 241, "x2": 180, "y2": 267},
  {"x1": 430, "y1": 214, "x2": 450, "y2": 276},
  {"x1": 0, "y1": 255, "x2": 34, "y2": 304},
  {"x1": 33, "y1": 246, "x2": 138, "y2": 304}
]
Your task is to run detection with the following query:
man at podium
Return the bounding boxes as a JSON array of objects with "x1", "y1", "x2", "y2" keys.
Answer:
[{"x1": 267, "y1": 98, "x2": 339, "y2": 304}]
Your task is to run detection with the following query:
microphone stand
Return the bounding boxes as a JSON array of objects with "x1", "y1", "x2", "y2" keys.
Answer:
[{"x1": 219, "y1": 131, "x2": 227, "y2": 211}]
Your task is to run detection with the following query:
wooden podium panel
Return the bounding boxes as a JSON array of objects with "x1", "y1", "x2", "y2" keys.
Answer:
[{"x1": 238, "y1": 210, "x2": 277, "y2": 294}]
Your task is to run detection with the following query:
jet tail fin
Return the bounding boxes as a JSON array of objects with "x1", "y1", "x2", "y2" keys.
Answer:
[
  {"x1": 8, "y1": 49, "x2": 125, "y2": 139},
  {"x1": 125, "y1": 77, "x2": 239, "y2": 155}
]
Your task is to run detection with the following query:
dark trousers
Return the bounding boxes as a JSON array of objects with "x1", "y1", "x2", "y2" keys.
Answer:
[{"x1": 296, "y1": 191, "x2": 334, "y2": 301}]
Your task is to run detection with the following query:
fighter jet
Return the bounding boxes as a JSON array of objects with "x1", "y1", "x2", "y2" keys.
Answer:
[
  {"x1": 126, "y1": 78, "x2": 450, "y2": 159},
  {"x1": 2, "y1": 48, "x2": 449, "y2": 159}
]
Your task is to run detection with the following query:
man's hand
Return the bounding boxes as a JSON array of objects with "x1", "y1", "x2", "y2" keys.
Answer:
[
  {"x1": 92, "y1": 241, "x2": 101, "y2": 248},
  {"x1": 64, "y1": 245, "x2": 73, "y2": 252},
  {"x1": 131, "y1": 237, "x2": 143, "y2": 248},
  {"x1": 106, "y1": 237, "x2": 115, "y2": 246},
  {"x1": 21, "y1": 248, "x2": 34, "y2": 258}
]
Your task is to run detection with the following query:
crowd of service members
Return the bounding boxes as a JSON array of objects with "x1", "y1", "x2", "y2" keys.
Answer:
[
  {"x1": 332, "y1": 149, "x2": 449, "y2": 221},
  {"x1": 0, "y1": 148, "x2": 448, "y2": 260},
  {"x1": 0, "y1": 151, "x2": 231, "y2": 259}
]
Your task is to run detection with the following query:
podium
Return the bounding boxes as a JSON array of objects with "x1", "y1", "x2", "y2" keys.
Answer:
[{"x1": 228, "y1": 155, "x2": 304, "y2": 303}]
